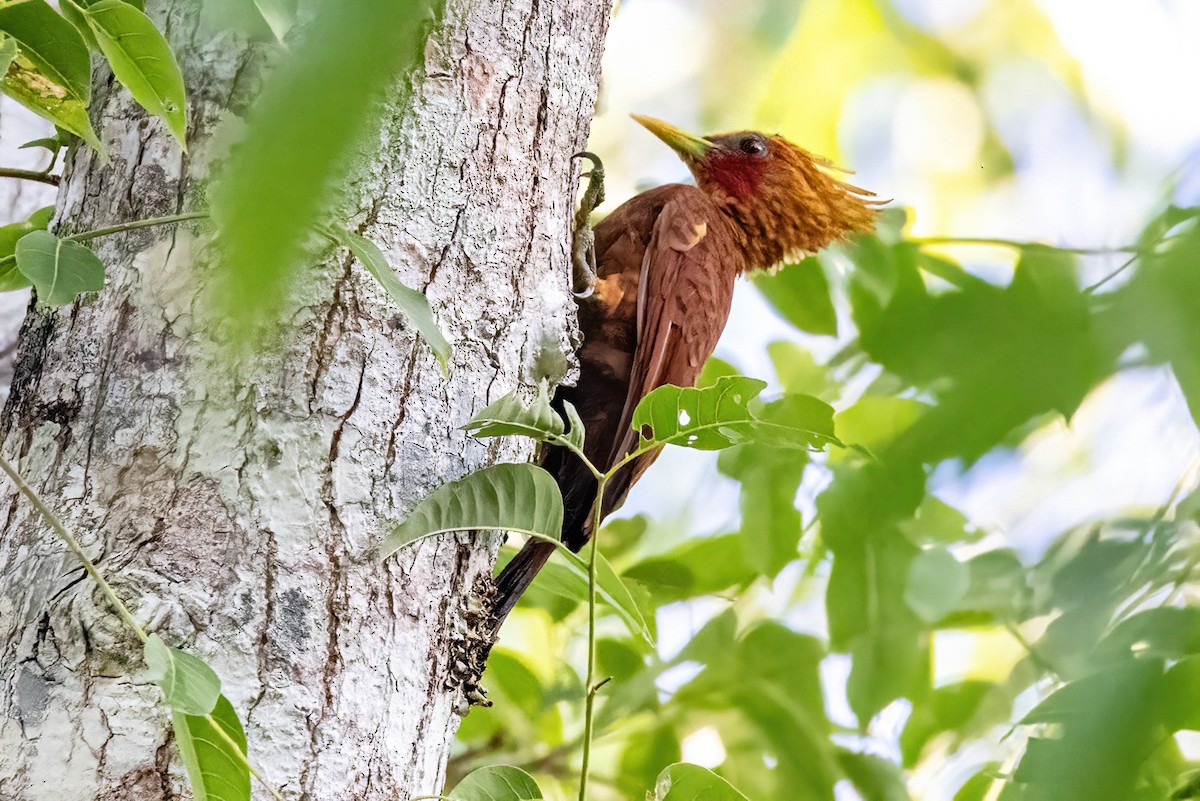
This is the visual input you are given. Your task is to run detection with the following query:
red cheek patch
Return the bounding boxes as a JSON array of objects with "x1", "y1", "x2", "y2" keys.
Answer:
[{"x1": 707, "y1": 154, "x2": 766, "y2": 200}]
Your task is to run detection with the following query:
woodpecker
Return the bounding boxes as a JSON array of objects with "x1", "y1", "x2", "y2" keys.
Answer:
[{"x1": 493, "y1": 115, "x2": 880, "y2": 623}]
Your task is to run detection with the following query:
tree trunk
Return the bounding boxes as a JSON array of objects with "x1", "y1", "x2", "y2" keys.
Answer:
[{"x1": 0, "y1": 1, "x2": 609, "y2": 798}]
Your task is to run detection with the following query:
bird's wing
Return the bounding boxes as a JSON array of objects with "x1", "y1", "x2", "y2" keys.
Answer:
[{"x1": 603, "y1": 193, "x2": 736, "y2": 474}]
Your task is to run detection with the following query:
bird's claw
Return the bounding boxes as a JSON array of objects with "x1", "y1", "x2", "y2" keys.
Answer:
[{"x1": 571, "y1": 151, "x2": 605, "y2": 297}]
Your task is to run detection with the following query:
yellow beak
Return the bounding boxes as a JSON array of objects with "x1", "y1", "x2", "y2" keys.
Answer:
[{"x1": 631, "y1": 114, "x2": 713, "y2": 159}]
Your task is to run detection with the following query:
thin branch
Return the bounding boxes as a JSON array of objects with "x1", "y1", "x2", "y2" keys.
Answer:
[
  {"x1": 0, "y1": 211, "x2": 211, "y2": 274},
  {"x1": 0, "y1": 454, "x2": 148, "y2": 643},
  {"x1": 0, "y1": 167, "x2": 60, "y2": 187},
  {"x1": 64, "y1": 211, "x2": 210, "y2": 242},
  {"x1": 1083, "y1": 253, "x2": 1141, "y2": 294},
  {"x1": 577, "y1": 476, "x2": 608, "y2": 801}
]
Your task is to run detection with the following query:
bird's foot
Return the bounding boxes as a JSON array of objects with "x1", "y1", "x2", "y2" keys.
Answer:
[{"x1": 570, "y1": 151, "x2": 605, "y2": 298}]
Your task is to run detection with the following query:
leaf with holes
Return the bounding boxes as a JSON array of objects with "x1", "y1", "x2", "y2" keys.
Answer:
[
  {"x1": 378, "y1": 464, "x2": 563, "y2": 560},
  {"x1": 0, "y1": 0, "x2": 104, "y2": 154},
  {"x1": 15, "y1": 231, "x2": 105, "y2": 307},
  {"x1": 173, "y1": 694, "x2": 251, "y2": 801},
  {"x1": 630, "y1": 375, "x2": 837, "y2": 454},
  {"x1": 653, "y1": 763, "x2": 749, "y2": 801},
  {"x1": 81, "y1": 0, "x2": 188, "y2": 148},
  {"x1": 0, "y1": 34, "x2": 17, "y2": 77},
  {"x1": 336, "y1": 227, "x2": 452, "y2": 371}
]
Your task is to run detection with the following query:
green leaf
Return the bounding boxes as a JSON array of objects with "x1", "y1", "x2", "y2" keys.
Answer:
[
  {"x1": 449, "y1": 765, "x2": 543, "y2": 800},
  {"x1": 209, "y1": 0, "x2": 433, "y2": 336},
  {"x1": 0, "y1": 34, "x2": 18, "y2": 77},
  {"x1": 675, "y1": 623, "x2": 838, "y2": 800},
  {"x1": 0, "y1": 205, "x2": 55, "y2": 292},
  {"x1": 561, "y1": 400, "x2": 585, "y2": 453},
  {"x1": 80, "y1": 0, "x2": 188, "y2": 149},
  {"x1": 1162, "y1": 656, "x2": 1200, "y2": 732},
  {"x1": 956, "y1": 549, "x2": 1027, "y2": 616},
  {"x1": 379, "y1": 463, "x2": 563, "y2": 560},
  {"x1": 524, "y1": 545, "x2": 655, "y2": 646},
  {"x1": 252, "y1": 0, "x2": 296, "y2": 42},
  {"x1": 619, "y1": 723, "x2": 681, "y2": 798},
  {"x1": 836, "y1": 749, "x2": 912, "y2": 801},
  {"x1": 953, "y1": 765, "x2": 1001, "y2": 801},
  {"x1": 143, "y1": 633, "x2": 221, "y2": 716},
  {"x1": 753, "y1": 257, "x2": 838, "y2": 336},
  {"x1": 465, "y1": 381, "x2": 565, "y2": 443},
  {"x1": 173, "y1": 694, "x2": 251, "y2": 801},
  {"x1": 15, "y1": 230, "x2": 105, "y2": 307},
  {"x1": 0, "y1": 1, "x2": 90, "y2": 101},
  {"x1": 897, "y1": 495, "x2": 976, "y2": 545},
  {"x1": 0, "y1": 0, "x2": 104, "y2": 155},
  {"x1": 832, "y1": 396, "x2": 928, "y2": 460},
  {"x1": 0, "y1": 259, "x2": 31, "y2": 292},
  {"x1": 900, "y1": 680, "x2": 997, "y2": 766},
  {"x1": 1012, "y1": 659, "x2": 1165, "y2": 801},
  {"x1": 18, "y1": 136, "x2": 65, "y2": 153},
  {"x1": 676, "y1": 608, "x2": 738, "y2": 664},
  {"x1": 654, "y1": 764, "x2": 750, "y2": 801},
  {"x1": 719, "y1": 442, "x2": 807, "y2": 578},
  {"x1": 1092, "y1": 607, "x2": 1200, "y2": 664},
  {"x1": 904, "y1": 547, "x2": 969, "y2": 624},
  {"x1": 573, "y1": 548, "x2": 654, "y2": 646},
  {"x1": 631, "y1": 375, "x2": 837, "y2": 454},
  {"x1": 851, "y1": 241, "x2": 1104, "y2": 464},
  {"x1": 767, "y1": 340, "x2": 839, "y2": 401},
  {"x1": 625, "y1": 533, "x2": 755, "y2": 601},
  {"x1": 334, "y1": 228, "x2": 452, "y2": 370}
]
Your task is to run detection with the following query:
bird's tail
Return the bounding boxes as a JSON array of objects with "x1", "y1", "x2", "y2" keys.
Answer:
[{"x1": 491, "y1": 538, "x2": 557, "y2": 628}]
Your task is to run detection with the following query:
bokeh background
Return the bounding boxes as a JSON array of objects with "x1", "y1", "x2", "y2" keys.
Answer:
[
  {"x1": 594, "y1": 0, "x2": 1200, "y2": 539},
  {"x1": 472, "y1": 2, "x2": 1200, "y2": 800}
]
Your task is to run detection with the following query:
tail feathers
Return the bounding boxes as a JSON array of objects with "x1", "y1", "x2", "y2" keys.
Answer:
[{"x1": 491, "y1": 538, "x2": 557, "y2": 628}]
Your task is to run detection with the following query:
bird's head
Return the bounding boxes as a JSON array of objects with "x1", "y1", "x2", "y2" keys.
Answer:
[{"x1": 632, "y1": 114, "x2": 882, "y2": 269}]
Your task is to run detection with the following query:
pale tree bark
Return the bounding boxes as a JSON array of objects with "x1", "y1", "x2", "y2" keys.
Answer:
[
  {"x1": 0, "y1": 1, "x2": 609, "y2": 798},
  {"x1": 0, "y1": 99, "x2": 57, "y2": 407}
]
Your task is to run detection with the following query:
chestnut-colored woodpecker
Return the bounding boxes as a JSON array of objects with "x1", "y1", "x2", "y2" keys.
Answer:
[{"x1": 492, "y1": 115, "x2": 881, "y2": 623}]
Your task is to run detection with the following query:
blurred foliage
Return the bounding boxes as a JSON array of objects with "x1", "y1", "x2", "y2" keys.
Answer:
[
  {"x1": 460, "y1": 198, "x2": 1200, "y2": 800},
  {"x1": 209, "y1": 0, "x2": 435, "y2": 334},
  {"x1": 465, "y1": 0, "x2": 1200, "y2": 797}
]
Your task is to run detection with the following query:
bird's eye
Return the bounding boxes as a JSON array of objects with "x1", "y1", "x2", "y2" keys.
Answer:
[{"x1": 739, "y1": 136, "x2": 768, "y2": 157}]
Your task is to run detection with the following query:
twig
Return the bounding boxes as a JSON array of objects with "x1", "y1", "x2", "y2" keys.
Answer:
[
  {"x1": 0, "y1": 167, "x2": 60, "y2": 187},
  {"x1": 577, "y1": 475, "x2": 609, "y2": 801}
]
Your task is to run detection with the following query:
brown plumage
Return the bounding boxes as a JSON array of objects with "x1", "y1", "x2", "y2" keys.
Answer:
[{"x1": 493, "y1": 116, "x2": 880, "y2": 624}]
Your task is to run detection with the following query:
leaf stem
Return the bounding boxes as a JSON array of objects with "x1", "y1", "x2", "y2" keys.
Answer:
[
  {"x1": 577, "y1": 475, "x2": 608, "y2": 801},
  {"x1": 0, "y1": 454, "x2": 149, "y2": 643},
  {"x1": 0, "y1": 211, "x2": 212, "y2": 274},
  {"x1": 0, "y1": 167, "x2": 60, "y2": 187},
  {"x1": 551, "y1": 432, "x2": 603, "y2": 480},
  {"x1": 64, "y1": 211, "x2": 210, "y2": 243},
  {"x1": 1082, "y1": 252, "x2": 1141, "y2": 294},
  {"x1": 203, "y1": 713, "x2": 285, "y2": 801}
]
